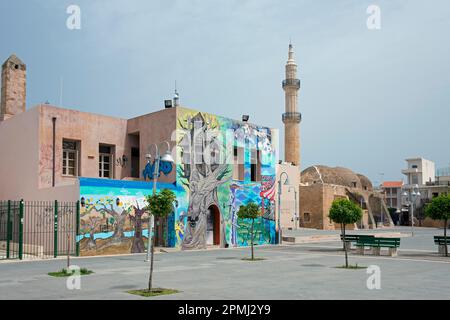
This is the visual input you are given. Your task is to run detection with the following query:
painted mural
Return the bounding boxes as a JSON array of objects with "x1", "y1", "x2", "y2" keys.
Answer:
[
  {"x1": 176, "y1": 107, "x2": 278, "y2": 250},
  {"x1": 78, "y1": 178, "x2": 186, "y2": 256},
  {"x1": 77, "y1": 107, "x2": 278, "y2": 255}
]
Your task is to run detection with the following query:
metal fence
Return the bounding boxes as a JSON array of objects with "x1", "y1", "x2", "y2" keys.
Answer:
[{"x1": 0, "y1": 200, "x2": 80, "y2": 260}]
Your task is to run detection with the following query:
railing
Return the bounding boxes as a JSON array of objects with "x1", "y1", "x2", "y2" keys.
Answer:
[
  {"x1": 282, "y1": 112, "x2": 302, "y2": 123},
  {"x1": 0, "y1": 200, "x2": 80, "y2": 260},
  {"x1": 282, "y1": 79, "x2": 300, "y2": 89}
]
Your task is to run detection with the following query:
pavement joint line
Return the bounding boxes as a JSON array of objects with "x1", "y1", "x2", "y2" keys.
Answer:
[
  {"x1": 263, "y1": 248, "x2": 450, "y2": 264},
  {"x1": 280, "y1": 244, "x2": 440, "y2": 253}
]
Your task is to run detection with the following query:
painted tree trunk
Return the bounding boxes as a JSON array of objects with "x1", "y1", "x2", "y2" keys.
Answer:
[
  {"x1": 88, "y1": 230, "x2": 96, "y2": 248},
  {"x1": 131, "y1": 215, "x2": 145, "y2": 253},
  {"x1": 111, "y1": 214, "x2": 127, "y2": 242}
]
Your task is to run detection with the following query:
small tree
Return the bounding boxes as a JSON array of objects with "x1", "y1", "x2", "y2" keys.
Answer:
[
  {"x1": 237, "y1": 202, "x2": 261, "y2": 260},
  {"x1": 329, "y1": 198, "x2": 363, "y2": 268},
  {"x1": 144, "y1": 189, "x2": 176, "y2": 292},
  {"x1": 425, "y1": 194, "x2": 450, "y2": 257}
]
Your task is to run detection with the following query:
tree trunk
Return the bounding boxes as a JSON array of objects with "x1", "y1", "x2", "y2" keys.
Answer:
[
  {"x1": 343, "y1": 223, "x2": 348, "y2": 268},
  {"x1": 148, "y1": 215, "x2": 155, "y2": 292},
  {"x1": 251, "y1": 219, "x2": 254, "y2": 260},
  {"x1": 445, "y1": 219, "x2": 448, "y2": 257}
]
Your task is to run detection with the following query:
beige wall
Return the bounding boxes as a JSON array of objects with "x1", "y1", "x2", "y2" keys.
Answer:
[
  {"x1": 0, "y1": 106, "x2": 80, "y2": 201},
  {"x1": 0, "y1": 104, "x2": 179, "y2": 201},
  {"x1": 275, "y1": 163, "x2": 300, "y2": 229},
  {"x1": 300, "y1": 183, "x2": 358, "y2": 230},
  {"x1": 38, "y1": 105, "x2": 131, "y2": 188},
  {"x1": 0, "y1": 107, "x2": 40, "y2": 200},
  {"x1": 127, "y1": 107, "x2": 177, "y2": 184}
]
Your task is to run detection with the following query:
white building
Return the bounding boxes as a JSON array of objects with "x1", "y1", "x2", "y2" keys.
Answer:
[{"x1": 401, "y1": 157, "x2": 435, "y2": 187}]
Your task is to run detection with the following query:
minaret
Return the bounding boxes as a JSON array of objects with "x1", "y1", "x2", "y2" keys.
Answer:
[
  {"x1": 282, "y1": 43, "x2": 301, "y2": 166},
  {"x1": 1, "y1": 54, "x2": 26, "y2": 121}
]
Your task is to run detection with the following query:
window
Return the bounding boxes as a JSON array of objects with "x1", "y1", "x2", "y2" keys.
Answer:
[
  {"x1": 232, "y1": 146, "x2": 245, "y2": 180},
  {"x1": 411, "y1": 174, "x2": 418, "y2": 185},
  {"x1": 392, "y1": 198, "x2": 397, "y2": 207},
  {"x1": 412, "y1": 165, "x2": 418, "y2": 169},
  {"x1": 303, "y1": 212, "x2": 311, "y2": 223},
  {"x1": 193, "y1": 120, "x2": 204, "y2": 164},
  {"x1": 250, "y1": 149, "x2": 261, "y2": 182},
  {"x1": 99, "y1": 145, "x2": 114, "y2": 179},
  {"x1": 62, "y1": 139, "x2": 79, "y2": 176}
]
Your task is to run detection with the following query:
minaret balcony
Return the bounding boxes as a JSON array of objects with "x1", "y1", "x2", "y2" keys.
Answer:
[
  {"x1": 282, "y1": 112, "x2": 302, "y2": 124},
  {"x1": 282, "y1": 79, "x2": 300, "y2": 90}
]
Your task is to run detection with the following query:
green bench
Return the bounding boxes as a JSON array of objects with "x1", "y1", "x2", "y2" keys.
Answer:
[
  {"x1": 340, "y1": 234, "x2": 374, "y2": 250},
  {"x1": 434, "y1": 236, "x2": 449, "y2": 255},
  {"x1": 356, "y1": 237, "x2": 401, "y2": 257}
]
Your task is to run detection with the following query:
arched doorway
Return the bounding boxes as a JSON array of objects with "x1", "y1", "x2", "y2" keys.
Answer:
[{"x1": 206, "y1": 205, "x2": 221, "y2": 246}]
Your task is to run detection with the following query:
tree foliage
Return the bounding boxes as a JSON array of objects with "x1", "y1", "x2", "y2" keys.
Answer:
[
  {"x1": 329, "y1": 198, "x2": 363, "y2": 268},
  {"x1": 329, "y1": 198, "x2": 363, "y2": 225},
  {"x1": 425, "y1": 195, "x2": 450, "y2": 222},
  {"x1": 237, "y1": 202, "x2": 262, "y2": 261},
  {"x1": 237, "y1": 202, "x2": 261, "y2": 220},
  {"x1": 145, "y1": 189, "x2": 176, "y2": 218}
]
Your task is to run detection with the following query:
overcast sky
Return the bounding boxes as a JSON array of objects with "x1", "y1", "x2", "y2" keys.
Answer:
[{"x1": 1, "y1": 0, "x2": 449, "y2": 183}]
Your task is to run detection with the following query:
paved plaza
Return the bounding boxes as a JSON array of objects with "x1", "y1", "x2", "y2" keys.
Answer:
[{"x1": 0, "y1": 227, "x2": 449, "y2": 300}]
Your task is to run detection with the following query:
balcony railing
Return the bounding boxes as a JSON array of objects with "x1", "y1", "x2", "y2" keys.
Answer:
[
  {"x1": 282, "y1": 112, "x2": 302, "y2": 123},
  {"x1": 282, "y1": 79, "x2": 300, "y2": 89}
]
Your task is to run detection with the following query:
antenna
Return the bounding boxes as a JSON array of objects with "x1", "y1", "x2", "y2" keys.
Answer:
[
  {"x1": 59, "y1": 77, "x2": 64, "y2": 107},
  {"x1": 173, "y1": 80, "x2": 179, "y2": 107}
]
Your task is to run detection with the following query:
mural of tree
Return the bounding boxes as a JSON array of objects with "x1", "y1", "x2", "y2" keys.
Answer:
[
  {"x1": 82, "y1": 197, "x2": 132, "y2": 243},
  {"x1": 80, "y1": 216, "x2": 103, "y2": 249},
  {"x1": 129, "y1": 202, "x2": 148, "y2": 253},
  {"x1": 178, "y1": 112, "x2": 231, "y2": 249}
]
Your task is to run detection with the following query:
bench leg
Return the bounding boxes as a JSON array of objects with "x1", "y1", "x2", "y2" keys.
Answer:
[
  {"x1": 356, "y1": 246, "x2": 364, "y2": 255},
  {"x1": 371, "y1": 247, "x2": 380, "y2": 256},
  {"x1": 388, "y1": 247, "x2": 398, "y2": 257},
  {"x1": 438, "y1": 245, "x2": 446, "y2": 255}
]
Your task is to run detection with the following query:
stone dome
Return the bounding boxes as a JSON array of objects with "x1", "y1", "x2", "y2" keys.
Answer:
[{"x1": 301, "y1": 165, "x2": 373, "y2": 191}]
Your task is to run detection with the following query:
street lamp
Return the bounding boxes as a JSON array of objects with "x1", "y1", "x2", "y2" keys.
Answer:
[
  {"x1": 379, "y1": 173, "x2": 384, "y2": 226},
  {"x1": 402, "y1": 184, "x2": 421, "y2": 237},
  {"x1": 277, "y1": 171, "x2": 290, "y2": 244},
  {"x1": 288, "y1": 186, "x2": 298, "y2": 230},
  {"x1": 145, "y1": 141, "x2": 174, "y2": 262}
]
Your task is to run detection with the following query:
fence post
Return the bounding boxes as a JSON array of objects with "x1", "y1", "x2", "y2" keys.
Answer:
[
  {"x1": 54, "y1": 200, "x2": 58, "y2": 258},
  {"x1": 19, "y1": 200, "x2": 24, "y2": 260},
  {"x1": 76, "y1": 200, "x2": 80, "y2": 256},
  {"x1": 6, "y1": 200, "x2": 11, "y2": 259}
]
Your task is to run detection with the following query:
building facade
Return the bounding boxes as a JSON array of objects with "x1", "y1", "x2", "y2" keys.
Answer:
[
  {"x1": 0, "y1": 54, "x2": 279, "y2": 255},
  {"x1": 381, "y1": 181, "x2": 403, "y2": 211}
]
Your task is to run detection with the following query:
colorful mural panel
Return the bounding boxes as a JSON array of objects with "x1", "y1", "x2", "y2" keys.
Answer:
[
  {"x1": 78, "y1": 178, "x2": 186, "y2": 256},
  {"x1": 176, "y1": 107, "x2": 277, "y2": 250}
]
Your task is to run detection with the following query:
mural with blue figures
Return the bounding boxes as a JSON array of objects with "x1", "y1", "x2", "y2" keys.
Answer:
[
  {"x1": 142, "y1": 160, "x2": 173, "y2": 180},
  {"x1": 78, "y1": 178, "x2": 187, "y2": 256}
]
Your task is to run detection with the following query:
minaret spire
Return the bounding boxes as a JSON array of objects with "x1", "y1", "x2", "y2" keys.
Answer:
[{"x1": 282, "y1": 42, "x2": 302, "y2": 167}]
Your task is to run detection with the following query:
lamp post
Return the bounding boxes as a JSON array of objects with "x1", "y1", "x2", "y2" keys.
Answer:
[
  {"x1": 277, "y1": 171, "x2": 290, "y2": 244},
  {"x1": 145, "y1": 141, "x2": 174, "y2": 262},
  {"x1": 288, "y1": 186, "x2": 298, "y2": 230},
  {"x1": 379, "y1": 173, "x2": 384, "y2": 226},
  {"x1": 402, "y1": 184, "x2": 421, "y2": 237}
]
